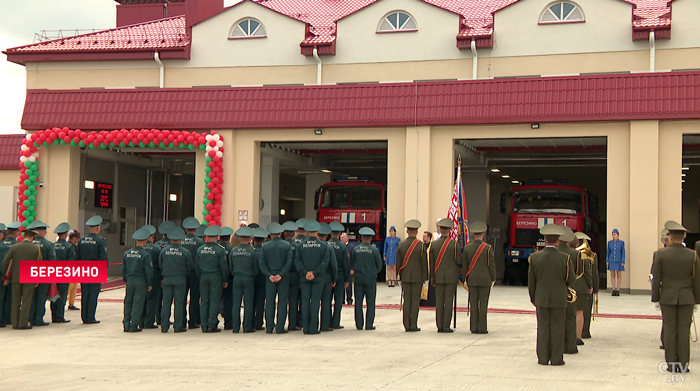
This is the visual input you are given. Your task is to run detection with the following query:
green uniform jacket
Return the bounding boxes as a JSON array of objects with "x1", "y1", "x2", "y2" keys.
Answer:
[
  {"x1": 396, "y1": 237, "x2": 428, "y2": 283},
  {"x1": 54, "y1": 238, "x2": 75, "y2": 261},
  {"x1": 121, "y1": 246, "x2": 154, "y2": 283},
  {"x1": 144, "y1": 242, "x2": 162, "y2": 279},
  {"x1": 528, "y1": 247, "x2": 576, "y2": 308},
  {"x1": 429, "y1": 237, "x2": 461, "y2": 284},
  {"x1": 293, "y1": 235, "x2": 307, "y2": 246},
  {"x1": 0, "y1": 237, "x2": 18, "y2": 278},
  {"x1": 159, "y1": 245, "x2": 194, "y2": 278},
  {"x1": 2, "y1": 240, "x2": 42, "y2": 283},
  {"x1": 230, "y1": 244, "x2": 258, "y2": 277},
  {"x1": 652, "y1": 243, "x2": 700, "y2": 305},
  {"x1": 32, "y1": 236, "x2": 56, "y2": 261},
  {"x1": 325, "y1": 242, "x2": 338, "y2": 283},
  {"x1": 462, "y1": 240, "x2": 496, "y2": 286},
  {"x1": 557, "y1": 243, "x2": 586, "y2": 293},
  {"x1": 285, "y1": 238, "x2": 298, "y2": 272},
  {"x1": 217, "y1": 240, "x2": 233, "y2": 257},
  {"x1": 155, "y1": 238, "x2": 171, "y2": 249},
  {"x1": 351, "y1": 242, "x2": 382, "y2": 280},
  {"x1": 181, "y1": 234, "x2": 204, "y2": 262},
  {"x1": 294, "y1": 237, "x2": 330, "y2": 278},
  {"x1": 587, "y1": 252, "x2": 600, "y2": 293},
  {"x1": 76, "y1": 233, "x2": 109, "y2": 262},
  {"x1": 259, "y1": 237, "x2": 293, "y2": 277},
  {"x1": 195, "y1": 242, "x2": 229, "y2": 280},
  {"x1": 328, "y1": 238, "x2": 351, "y2": 284}
]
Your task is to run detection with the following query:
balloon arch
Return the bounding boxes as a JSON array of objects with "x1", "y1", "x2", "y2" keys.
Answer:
[{"x1": 18, "y1": 127, "x2": 224, "y2": 229}]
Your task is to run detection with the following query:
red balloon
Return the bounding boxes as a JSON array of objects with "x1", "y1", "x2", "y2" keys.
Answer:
[
  {"x1": 205, "y1": 214, "x2": 213, "y2": 222},
  {"x1": 212, "y1": 156, "x2": 221, "y2": 164},
  {"x1": 208, "y1": 140, "x2": 217, "y2": 147},
  {"x1": 86, "y1": 135, "x2": 95, "y2": 143},
  {"x1": 73, "y1": 136, "x2": 81, "y2": 143},
  {"x1": 106, "y1": 134, "x2": 114, "y2": 142},
  {"x1": 177, "y1": 135, "x2": 185, "y2": 143},
  {"x1": 207, "y1": 182, "x2": 215, "y2": 190},
  {"x1": 31, "y1": 133, "x2": 39, "y2": 141},
  {"x1": 212, "y1": 177, "x2": 220, "y2": 185},
  {"x1": 216, "y1": 171, "x2": 223, "y2": 179},
  {"x1": 126, "y1": 133, "x2": 134, "y2": 141},
  {"x1": 205, "y1": 203, "x2": 214, "y2": 211},
  {"x1": 92, "y1": 140, "x2": 100, "y2": 147},
  {"x1": 19, "y1": 184, "x2": 28, "y2": 191},
  {"x1": 208, "y1": 150, "x2": 216, "y2": 158},
  {"x1": 96, "y1": 135, "x2": 104, "y2": 143},
  {"x1": 162, "y1": 139, "x2": 170, "y2": 146},
  {"x1": 63, "y1": 136, "x2": 72, "y2": 143},
  {"x1": 211, "y1": 188, "x2": 219, "y2": 195},
  {"x1": 20, "y1": 173, "x2": 28, "y2": 180},
  {"x1": 208, "y1": 161, "x2": 215, "y2": 168},
  {"x1": 193, "y1": 141, "x2": 200, "y2": 148},
  {"x1": 147, "y1": 133, "x2": 155, "y2": 141},
  {"x1": 136, "y1": 134, "x2": 145, "y2": 142},
  {"x1": 172, "y1": 140, "x2": 180, "y2": 147},
  {"x1": 68, "y1": 130, "x2": 76, "y2": 138},
  {"x1": 167, "y1": 135, "x2": 175, "y2": 142},
  {"x1": 58, "y1": 132, "x2": 66, "y2": 139},
  {"x1": 157, "y1": 134, "x2": 165, "y2": 141},
  {"x1": 213, "y1": 203, "x2": 221, "y2": 210},
  {"x1": 186, "y1": 136, "x2": 194, "y2": 144},
  {"x1": 206, "y1": 192, "x2": 214, "y2": 200},
  {"x1": 198, "y1": 137, "x2": 206, "y2": 144},
  {"x1": 208, "y1": 172, "x2": 215, "y2": 179},
  {"x1": 19, "y1": 196, "x2": 27, "y2": 203}
]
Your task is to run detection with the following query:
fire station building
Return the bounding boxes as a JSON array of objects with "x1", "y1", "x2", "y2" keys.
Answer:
[{"x1": 4, "y1": 0, "x2": 700, "y2": 293}]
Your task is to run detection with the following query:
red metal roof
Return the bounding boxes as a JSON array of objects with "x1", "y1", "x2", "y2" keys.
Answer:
[
  {"x1": 621, "y1": 0, "x2": 674, "y2": 40},
  {"x1": 4, "y1": 16, "x2": 190, "y2": 65},
  {"x1": 0, "y1": 135, "x2": 25, "y2": 170},
  {"x1": 20, "y1": 71, "x2": 700, "y2": 130},
  {"x1": 421, "y1": 0, "x2": 520, "y2": 48}
]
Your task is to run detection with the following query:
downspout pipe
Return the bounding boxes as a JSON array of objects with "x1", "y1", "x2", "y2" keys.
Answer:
[
  {"x1": 649, "y1": 30, "x2": 656, "y2": 72},
  {"x1": 471, "y1": 40, "x2": 478, "y2": 80},
  {"x1": 313, "y1": 47, "x2": 322, "y2": 85},
  {"x1": 154, "y1": 51, "x2": 164, "y2": 88}
]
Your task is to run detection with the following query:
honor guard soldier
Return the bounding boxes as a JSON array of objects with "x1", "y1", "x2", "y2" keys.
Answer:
[
  {"x1": 652, "y1": 221, "x2": 700, "y2": 374},
  {"x1": 2, "y1": 227, "x2": 42, "y2": 329},
  {"x1": 557, "y1": 225, "x2": 580, "y2": 353},
  {"x1": 252, "y1": 227, "x2": 269, "y2": 331},
  {"x1": 196, "y1": 225, "x2": 229, "y2": 333},
  {"x1": 529, "y1": 224, "x2": 575, "y2": 365},
  {"x1": 26, "y1": 220, "x2": 55, "y2": 326},
  {"x1": 142, "y1": 225, "x2": 162, "y2": 328},
  {"x1": 159, "y1": 227, "x2": 194, "y2": 333},
  {"x1": 430, "y1": 218, "x2": 461, "y2": 333},
  {"x1": 351, "y1": 227, "x2": 383, "y2": 330},
  {"x1": 571, "y1": 230, "x2": 592, "y2": 346},
  {"x1": 259, "y1": 222, "x2": 293, "y2": 334},
  {"x1": 283, "y1": 221, "x2": 302, "y2": 331},
  {"x1": 51, "y1": 222, "x2": 74, "y2": 323},
  {"x1": 576, "y1": 232, "x2": 599, "y2": 339},
  {"x1": 77, "y1": 215, "x2": 108, "y2": 324},
  {"x1": 328, "y1": 222, "x2": 351, "y2": 329},
  {"x1": 181, "y1": 217, "x2": 204, "y2": 329},
  {"x1": 396, "y1": 219, "x2": 427, "y2": 332},
  {"x1": 294, "y1": 220, "x2": 330, "y2": 335},
  {"x1": 218, "y1": 227, "x2": 235, "y2": 330},
  {"x1": 121, "y1": 227, "x2": 154, "y2": 332},
  {"x1": 230, "y1": 226, "x2": 258, "y2": 333},
  {"x1": 463, "y1": 221, "x2": 496, "y2": 334},
  {"x1": 0, "y1": 222, "x2": 21, "y2": 327},
  {"x1": 155, "y1": 221, "x2": 174, "y2": 248},
  {"x1": 318, "y1": 223, "x2": 338, "y2": 332}
]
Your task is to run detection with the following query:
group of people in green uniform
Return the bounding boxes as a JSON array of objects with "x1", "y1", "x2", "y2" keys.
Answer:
[{"x1": 0, "y1": 215, "x2": 107, "y2": 329}]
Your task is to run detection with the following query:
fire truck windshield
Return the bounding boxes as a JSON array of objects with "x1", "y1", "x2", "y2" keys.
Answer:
[
  {"x1": 321, "y1": 185, "x2": 382, "y2": 210},
  {"x1": 322, "y1": 186, "x2": 350, "y2": 209},
  {"x1": 512, "y1": 189, "x2": 582, "y2": 215}
]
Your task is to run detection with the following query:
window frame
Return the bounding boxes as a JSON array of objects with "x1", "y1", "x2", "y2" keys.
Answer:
[
  {"x1": 538, "y1": 1, "x2": 585, "y2": 25},
  {"x1": 228, "y1": 17, "x2": 267, "y2": 40},
  {"x1": 376, "y1": 10, "x2": 418, "y2": 34}
]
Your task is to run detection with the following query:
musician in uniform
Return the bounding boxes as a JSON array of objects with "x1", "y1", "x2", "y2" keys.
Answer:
[
  {"x1": 2, "y1": 227, "x2": 42, "y2": 330},
  {"x1": 576, "y1": 232, "x2": 599, "y2": 339},
  {"x1": 652, "y1": 220, "x2": 700, "y2": 373},
  {"x1": 528, "y1": 224, "x2": 575, "y2": 365},
  {"x1": 557, "y1": 225, "x2": 580, "y2": 353},
  {"x1": 396, "y1": 219, "x2": 427, "y2": 332},
  {"x1": 218, "y1": 227, "x2": 234, "y2": 330},
  {"x1": 462, "y1": 221, "x2": 496, "y2": 334},
  {"x1": 570, "y1": 230, "x2": 592, "y2": 346},
  {"x1": 430, "y1": 218, "x2": 461, "y2": 333}
]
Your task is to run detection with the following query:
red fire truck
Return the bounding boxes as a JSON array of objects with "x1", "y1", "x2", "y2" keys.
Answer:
[
  {"x1": 314, "y1": 177, "x2": 386, "y2": 247},
  {"x1": 500, "y1": 180, "x2": 599, "y2": 285}
]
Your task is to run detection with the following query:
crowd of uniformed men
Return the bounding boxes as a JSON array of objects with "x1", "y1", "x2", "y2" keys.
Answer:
[{"x1": 1, "y1": 215, "x2": 698, "y2": 372}]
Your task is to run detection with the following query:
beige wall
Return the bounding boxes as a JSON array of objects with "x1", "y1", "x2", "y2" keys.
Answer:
[
  {"x1": 0, "y1": 170, "x2": 19, "y2": 187},
  {"x1": 35, "y1": 145, "x2": 81, "y2": 230}
]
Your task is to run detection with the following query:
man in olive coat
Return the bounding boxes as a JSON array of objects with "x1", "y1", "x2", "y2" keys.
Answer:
[
  {"x1": 529, "y1": 224, "x2": 576, "y2": 365},
  {"x1": 652, "y1": 220, "x2": 700, "y2": 373},
  {"x1": 121, "y1": 227, "x2": 154, "y2": 332},
  {"x1": 260, "y1": 222, "x2": 293, "y2": 334},
  {"x1": 352, "y1": 227, "x2": 383, "y2": 330},
  {"x1": 196, "y1": 225, "x2": 229, "y2": 333},
  {"x1": 27, "y1": 220, "x2": 56, "y2": 326},
  {"x1": 430, "y1": 218, "x2": 461, "y2": 333},
  {"x1": 159, "y1": 227, "x2": 194, "y2": 333},
  {"x1": 557, "y1": 225, "x2": 580, "y2": 353},
  {"x1": 463, "y1": 221, "x2": 496, "y2": 334},
  {"x1": 396, "y1": 219, "x2": 428, "y2": 332},
  {"x1": 2, "y1": 228, "x2": 41, "y2": 329}
]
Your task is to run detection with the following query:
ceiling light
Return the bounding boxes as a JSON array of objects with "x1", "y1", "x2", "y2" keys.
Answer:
[
  {"x1": 682, "y1": 173, "x2": 686, "y2": 177},
  {"x1": 531, "y1": 124, "x2": 540, "y2": 129},
  {"x1": 321, "y1": 169, "x2": 332, "y2": 173},
  {"x1": 280, "y1": 209, "x2": 286, "y2": 216},
  {"x1": 84, "y1": 180, "x2": 95, "y2": 189},
  {"x1": 314, "y1": 129, "x2": 323, "y2": 135},
  {"x1": 502, "y1": 175, "x2": 510, "y2": 178},
  {"x1": 511, "y1": 180, "x2": 519, "y2": 184},
  {"x1": 491, "y1": 169, "x2": 500, "y2": 172},
  {"x1": 169, "y1": 194, "x2": 177, "y2": 202},
  {"x1": 682, "y1": 167, "x2": 689, "y2": 170}
]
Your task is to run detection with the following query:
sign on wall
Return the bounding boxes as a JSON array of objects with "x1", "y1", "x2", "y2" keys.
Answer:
[{"x1": 95, "y1": 182, "x2": 113, "y2": 208}]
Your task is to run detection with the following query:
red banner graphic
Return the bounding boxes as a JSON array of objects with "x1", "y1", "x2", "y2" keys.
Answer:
[{"x1": 19, "y1": 261, "x2": 108, "y2": 283}]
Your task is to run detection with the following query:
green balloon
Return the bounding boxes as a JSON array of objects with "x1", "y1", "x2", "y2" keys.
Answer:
[
  {"x1": 43, "y1": 142, "x2": 49, "y2": 147},
  {"x1": 202, "y1": 210, "x2": 209, "y2": 216},
  {"x1": 23, "y1": 200, "x2": 31, "y2": 207},
  {"x1": 22, "y1": 221, "x2": 30, "y2": 227},
  {"x1": 23, "y1": 190, "x2": 31, "y2": 196},
  {"x1": 30, "y1": 175, "x2": 37, "y2": 182},
  {"x1": 28, "y1": 185, "x2": 36, "y2": 192},
  {"x1": 98, "y1": 144, "x2": 107, "y2": 149},
  {"x1": 138, "y1": 141, "x2": 146, "y2": 147},
  {"x1": 26, "y1": 216, "x2": 34, "y2": 223},
  {"x1": 34, "y1": 160, "x2": 39, "y2": 166},
  {"x1": 29, "y1": 195, "x2": 36, "y2": 201},
  {"x1": 148, "y1": 141, "x2": 156, "y2": 148},
  {"x1": 79, "y1": 141, "x2": 85, "y2": 147},
  {"x1": 188, "y1": 145, "x2": 195, "y2": 150},
  {"x1": 24, "y1": 179, "x2": 31, "y2": 186},
  {"x1": 26, "y1": 205, "x2": 35, "y2": 211},
  {"x1": 128, "y1": 142, "x2": 135, "y2": 147},
  {"x1": 53, "y1": 139, "x2": 60, "y2": 145},
  {"x1": 70, "y1": 141, "x2": 77, "y2": 146},
  {"x1": 24, "y1": 161, "x2": 32, "y2": 168},
  {"x1": 22, "y1": 210, "x2": 29, "y2": 217},
  {"x1": 25, "y1": 168, "x2": 33, "y2": 176},
  {"x1": 204, "y1": 177, "x2": 211, "y2": 183}
]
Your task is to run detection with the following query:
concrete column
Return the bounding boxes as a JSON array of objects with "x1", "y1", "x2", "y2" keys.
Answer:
[
  {"x1": 628, "y1": 121, "x2": 660, "y2": 293},
  {"x1": 404, "y1": 126, "x2": 431, "y2": 233},
  {"x1": 260, "y1": 156, "x2": 280, "y2": 226},
  {"x1": 37, "y1": 145, "x2": 81, "y2": 228},
  {"x1": 218, "y1": 129, "x2": 235, "y2": 227},
  {"x1": 305, "y1": 174, "x2": 330, "y2": 220},
  {"x1": 607, "y1": 126, "x2": 631, "y2": 291},
  {"x1": 231, "y1": 131, "x2": 260, "y2": 225},
  {"x1": 658, "y1": 122, "x2": 685, "y2": 226},
  {"x1": 430, "y1": 129, "x2": 456, "y2": 225},
  {"x1": 463, "y1": 173, "x2": 489, "y2": 226},
  {"x1": 387, "y1": 131, "x2": 406, "y2": 236},
  {"x1": 194, "y1": 148, "x2": 207, "y2": 225}
]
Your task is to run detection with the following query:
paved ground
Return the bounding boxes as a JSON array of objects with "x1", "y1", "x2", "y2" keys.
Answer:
[{"x1": 1, "y1": 283, "x2": 696, "y2": 390}]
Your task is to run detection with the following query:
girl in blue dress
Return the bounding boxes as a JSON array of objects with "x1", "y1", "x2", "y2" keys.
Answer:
[
  {"x1": 606, "y1": 229, "x2": 625, "y2": 296},
  {"x1": 383, "y1": 226, "x2": 401, "y2": 287}
]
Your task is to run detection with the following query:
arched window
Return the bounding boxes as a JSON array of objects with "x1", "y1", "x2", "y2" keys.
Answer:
[
  {"x1": 230, "y1": 18, "x2": 267, "y2": 39},
  {"x1": 377, "y1": 11, "x2": 417, "y2": 33},
  {"x1": 540, "y1": 2, "x2": 585, "y2": 24}
]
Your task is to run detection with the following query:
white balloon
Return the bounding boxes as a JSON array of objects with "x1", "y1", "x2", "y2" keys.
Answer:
[
  {"x1": 20, "y1": 156, "x2": 28, "y2": 162},
  {"x1": 212, "y1": 146, "x2": 219, "y2": 152},
  {"x1": 25, "y1": 134, "x2": 32, "y2": 141},
  {"x1": 205, "y1": 134, "x2": 213, "y2": 142},
  {"x1": 32, "y1": 152, "x2": 39, "y2": 158},
  {"x1": 215, "y1": 151, "x2": 223, "y2": 158},
  {"x1": 21, "y1": 145, "x2": 29, "y2": 151},
  {"x1": 212, "y1": 134, "x2": 221, "y2": 141},
  {"x1": 28, "y1": 156, "x2": 36, "y2": 162},
  {"x1": 216, "y1": 140, "x2": 224, "y2": 148}
]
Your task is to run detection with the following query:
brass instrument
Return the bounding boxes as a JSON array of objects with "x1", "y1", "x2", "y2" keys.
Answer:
[
  {"x1": 576, "y1": 240, "x2": 597, "y2": 317},
  {"x1": 567, "y1": 286, "x2": 577, "y2": 303},
  {"x1": 692, "y1": 314, "x2": 698, "y2": 343},
  {"x1": 593, "y1": 293, "x2": 599, "y2": 322}
]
